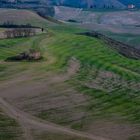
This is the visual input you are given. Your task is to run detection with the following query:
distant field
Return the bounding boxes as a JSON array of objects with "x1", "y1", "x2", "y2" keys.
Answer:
[
  {"x1": 104, "y1": 32, "x2": 140, "y2": 49},
  {"x1": 0, "y1": 8, "x2": 52, "y2": 27},
  {"x1": 54, "y1": 6, "x2": 140, "y2": 26},
  {"x1": 54, "y1": 6, "x2": 140, "y2": 47}
]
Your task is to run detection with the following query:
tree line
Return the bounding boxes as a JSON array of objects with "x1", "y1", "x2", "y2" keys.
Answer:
[{"x1": 0, "y1": 21, "x2": 38, "y2": 28}]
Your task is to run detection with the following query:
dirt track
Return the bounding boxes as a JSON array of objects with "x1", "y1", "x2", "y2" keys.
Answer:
[
  {"x1": 0, "y1": 97, "x2": 109, "y2": 140},
  {"x1": 1, "y1": 57, "x2": 139, "y2": 140},
  {"x1": 0, "y1": 58, "x2": 110, "y2": 140}
]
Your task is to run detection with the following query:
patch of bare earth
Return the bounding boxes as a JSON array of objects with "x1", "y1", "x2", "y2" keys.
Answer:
[
  {"x1": 86, "y1": 70, "x2": 140, "y2": 92},
  {"x1": 31, "y1": 129, "x2": 90, "y2": 140},
  {"x1": 86, "y1": 120, "x2": 140, "y2": 140}
]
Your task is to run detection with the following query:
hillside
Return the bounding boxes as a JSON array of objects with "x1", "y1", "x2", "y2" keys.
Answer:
[
  {"x1": 0, "y1": 0, "x2": 126, "y2": 9},
  {"x1": 57, "y1": 0, "x2": 126, "y2": 8},
  {"x1": 120, "y1": 0, "x2": 140, "y2": 7},
  {"x1": 0, "y1": 8, "x2": 53, "y2": 26},
  {"x1": 1, "y1": 0, "x2": 140, "y2": 9},
  {"x1": 0, "y1": 8, "x2": 140, "y2": 140},
  {"x1": 54, "y1": 6, "x2": 140, "y2": 48}
]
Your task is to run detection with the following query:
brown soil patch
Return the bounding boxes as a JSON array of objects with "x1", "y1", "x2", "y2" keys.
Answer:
[
  {"x1": 86, "y1": 70, "x2": 140, "y2": 92},
  {"x1": 86, "y1": 120, "x2": 140, "y2": 140}
]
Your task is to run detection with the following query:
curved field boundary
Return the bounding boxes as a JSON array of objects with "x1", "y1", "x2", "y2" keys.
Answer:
[{"x1": 79, "y1": 31, "x2": 140, "y2": 59}]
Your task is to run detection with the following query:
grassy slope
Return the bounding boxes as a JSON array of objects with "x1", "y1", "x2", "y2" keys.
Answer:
[
  {"x1": 47, "y1": 25, "x2": 140, "y2": 80},
  {"x1": 33, "y1": 131, "x2": 89, "y2": 140},
  {"x1": 0, "y1": 9, "x2": 50, "y2": 140},
  {"x1": 0, "y1": 9, "x2": 47, "y2": 26},
  {"x1": 0, "y1": 109, "x2": 22, "y2": 140},
  {"x1": 0, "y1": 9, "x2": 140, "y2": 140},
  {"x1": 38, "y1": 25, "x2": 140, "y2": 124},
  {"x1": 106, "y1": 32, "x2": 140, "y2": 48},
  {"x1": 1, "y1": 24, "x2": 139, "y2": 122},
  {"x1": 54, "y1": 6, "x2": 140, "y2": 47}
]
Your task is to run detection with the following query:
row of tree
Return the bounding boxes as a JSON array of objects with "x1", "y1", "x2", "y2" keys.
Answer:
[
  {"x1": 90, "y1": 5, "x2": 115, "y2": 9},
  {"x1": 4, "y1": 28, "x2": 36, "y2": 38},
  {"x1": 0, "y1": 21, "x2": 35, "y2": 28}
]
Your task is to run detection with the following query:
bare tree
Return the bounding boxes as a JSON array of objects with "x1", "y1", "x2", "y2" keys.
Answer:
[{"x1": 4, "y1": 28, "x2": 36, "y2": 38}]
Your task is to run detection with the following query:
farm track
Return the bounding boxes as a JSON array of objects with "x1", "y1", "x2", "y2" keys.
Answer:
[
  {"x1": 0, "y1": 97, "x2": 110, "y2": 140},
  {"x1": 0, "y1": 58, "x2": 110, "y2": 140}
]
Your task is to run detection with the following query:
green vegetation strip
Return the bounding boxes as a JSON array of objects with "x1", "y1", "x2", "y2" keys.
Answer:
[{"x1": 0, "y1": 110, "x2": 21, "y2": 140}]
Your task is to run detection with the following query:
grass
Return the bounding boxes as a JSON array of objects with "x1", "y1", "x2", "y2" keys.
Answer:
[
  {"x1": 0, "y1": 9, "x2": 49, "y2": 27},
  {"x1": 0, "y1": 34, "x2": 48, "y2": 81},
  {"x1": 0, "y1": 37, "x2": 30, "y2": 60},
  {"x1": 0, "y1": 25, "x2": 140, "y2": 123},
  {"x1": 0, "y1": 110, "x2": 21, "y2": 140},
  {"x1": 76, "y1": 85, "x2": 140, "y2": 123},
  {"x1": 0, "y1": 10, "x2": 140, "y2": 139},
  {"x1": 43, "y1": 29, "x2": 140, "y2": 80},
  {"x1": 103, "y1": 31, "x2": 140, "y2": 47},
  {"x1": 39, "y1": 26, "x2": 140, "y2": 124},
  {"x1": 33, "y1": 132, "x2": 89, "y2": 140}
]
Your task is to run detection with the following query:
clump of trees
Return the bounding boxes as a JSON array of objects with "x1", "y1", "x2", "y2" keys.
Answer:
[
  {"x1": 4, "y1": 28, "x2": 36, "y2": 38},
  {"x1": 67, "y1": 19, "x2": 78, "y2": 23},
  {"x1": 6, "y1": 49, "x2": 42, "y2": 61}
]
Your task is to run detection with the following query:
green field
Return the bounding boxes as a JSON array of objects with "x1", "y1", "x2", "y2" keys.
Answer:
[
  {"x1": 38, "y1": 25, "x2": 140, "y2": 124},
  {"x1": 102, "y1": 31, "x2": 140, "y2": 48},
  {"x1": 0, "y1": 9, "x2": 140, "y2": 140}
]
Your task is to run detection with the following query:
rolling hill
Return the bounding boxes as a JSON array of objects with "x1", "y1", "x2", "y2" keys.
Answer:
[
  {"x1": 1, "y1": 0, "x2": 140, "y2": 9},
  {"x1": 0, "y1": 8, "x2": 140, "y2": 140},
  {"x1": 56, "y1": 0, "x2": 126, "y2": 8},
  {"x1": 120, "y1": 0, "x2": 140, "y2": 6},
  {"x1": 0, "y1": 0, "x2": 140, "y2": 140},
  {"x1": 0, "y1": 0, "x2": 126, "y2": 9}
]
